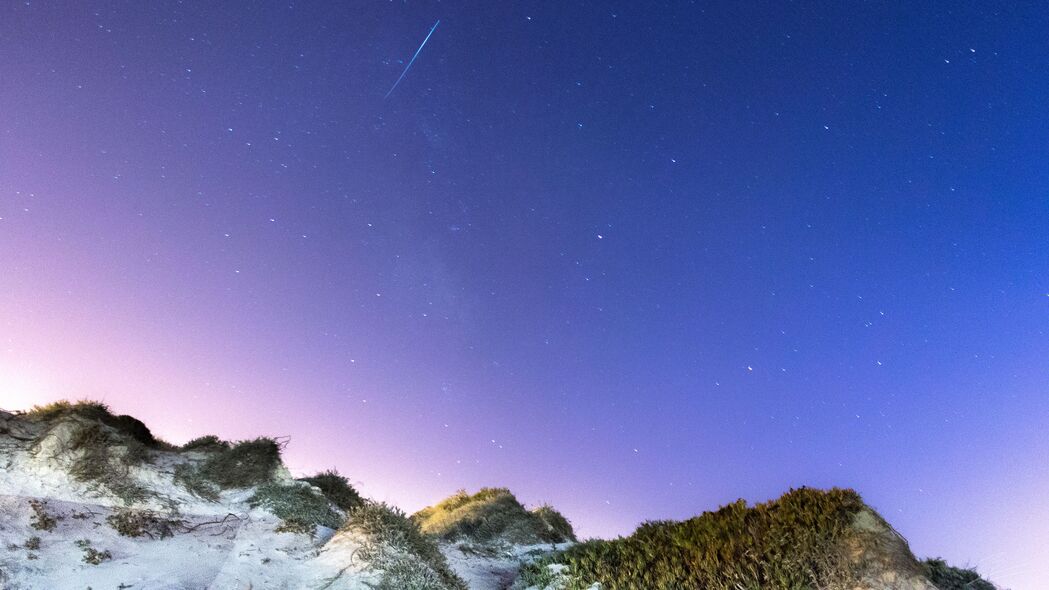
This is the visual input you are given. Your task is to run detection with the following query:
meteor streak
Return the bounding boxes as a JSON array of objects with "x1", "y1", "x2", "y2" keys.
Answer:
[{"x1": 385, "y1": 19, "x2": 440, "y2": 99}]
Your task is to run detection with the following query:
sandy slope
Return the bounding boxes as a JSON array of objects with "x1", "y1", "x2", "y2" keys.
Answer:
[{"x1": 0, "y1": 409, "x2": 553, "y2": 590}]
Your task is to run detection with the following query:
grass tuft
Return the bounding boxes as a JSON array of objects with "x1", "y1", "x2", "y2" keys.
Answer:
[
  {"x1": 413, "y1": 488, "x2": 575, "y2": 545},
  {"x1": 299, "y1": 469, "x2": 363, "y2": 511},
  {"x1": 343, "y1": 501, "x2": 467, "y2": 590},
  {"x1": 249, "y1": 482, "x2": 343, "y2": 535}
]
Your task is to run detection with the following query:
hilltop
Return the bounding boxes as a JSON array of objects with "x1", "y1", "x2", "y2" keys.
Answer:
[{"x1": 0, "y1": 401, "x2": 997, "y2": 589}]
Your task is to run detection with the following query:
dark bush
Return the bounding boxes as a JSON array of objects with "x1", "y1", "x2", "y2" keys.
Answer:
[
  {"x1": 922, "y1": 558, "x2": 996, "y2": 590},
  {"x1": 196, "y1": 437, "x2": 282, "y2": 489},
  {"x1": 299, "y1": 470, "x2": 363, "y2": 511}
]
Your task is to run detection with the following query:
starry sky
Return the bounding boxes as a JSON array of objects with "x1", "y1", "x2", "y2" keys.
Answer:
[{"x1": 2, "y1": 2, "x2": 1048, "y2": 587}]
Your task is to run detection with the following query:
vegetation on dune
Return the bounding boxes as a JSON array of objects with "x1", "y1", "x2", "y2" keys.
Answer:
[
  {"x1": 107, "y1": 509, "x2": 179, "y2": 539},
  {"x1": 299, "y1": 469, "x2": 363, "y2": 511},
  {"x1": 339, "y1": 500, "x2": 467, "y2": 590},
  {"x1": 174, "y1": 437, "x2": 283, "y2": 498},
  {"x1": 196, "y1": 437, "x2": 282, "y2": 488},
  {"x1": 412, "y1": 487, "x2": 575, "y2": 545},
  {"x1": 76, "y1": 539, "x2": 112, "y2": 565},
  {"x1": 921, "y1": 558, "x2": 996, "y2": 590},
  {"x1": 172, "y1": 462, "x2": 221, "y2": 501},
  {"x1": 531, "y1": 504, "x2": 576, "y2": 543},
  {"x1": 179, "y1": 434, "x2": 231, "y2": 453},
  {"x1": 26, "y1": 400, "x2": 166, "y2": 448},
  {"x1": 249, "y1": 482, "x2": 344, "y2": 535},
  {"x1": 518, "y1": 487, "x2": 865, "y2": 590},
  {"x1": 28, "y1": 500, "x2": 58, "y2": 532}
]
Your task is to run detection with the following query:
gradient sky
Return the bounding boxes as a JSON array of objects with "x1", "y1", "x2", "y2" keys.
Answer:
[{"x1": 2, "y1": 2, "x2": 1048, "y2": 587}]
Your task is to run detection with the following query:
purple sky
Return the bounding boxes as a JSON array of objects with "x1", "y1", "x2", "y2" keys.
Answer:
[{"x1": 2, "y1": 2, "x2": 1048, "y2": 587}]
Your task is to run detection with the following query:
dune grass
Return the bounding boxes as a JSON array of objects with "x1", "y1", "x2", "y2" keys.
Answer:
[
  {"x1": 48, "y1": 420, "x2": 151, "y2": 505},
  {"x1": 250, "y1": 482, "x2": 344, "y2": 534},
  {"x1": 921, "y1": 558, "x2": 996, "y2": 590},
  {"x1": 412, "y1": 488, "x2": 575, "y2": 545},
  {"x1": 299, "y1": 469, "x2": 363, "y2": 511},
  {"x1": 518, "y1": 487, "x2": 865, "y2": 590},
  {"x1": 27, "y1": 400, "x2": 166, "y2": 448},
  {"x1": 342, "y1": 501, "x2": 467, "y2": 590}
]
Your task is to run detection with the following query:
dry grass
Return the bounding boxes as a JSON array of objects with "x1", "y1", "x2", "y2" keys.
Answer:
[
  {"x1": 413, "y1": 488, "x2": 575, "y2": 545},
  {"x1": 28, "y1": 500, "x2": 57, "y2": 532},
  {"x1": 107, "y1": 509, "x2": 180, "y2": 539}
]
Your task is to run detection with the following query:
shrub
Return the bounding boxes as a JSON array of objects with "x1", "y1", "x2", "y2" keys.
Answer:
[
  {"x1": 922, "y1": 558, "x2": 996, "y2": 590},
  {"x1": 27, "y1": 400, "x2": 159, "y2": 447},
  {"x1": 195, "y1": 437, "x2": 281, "y2": 489},
  {"x1": 343, "y1": 501, "x2": 467, "y2": 590},
  {"x1": 76, "y1": 538, "x2": 112, "y2": 565},
  {"x1": 299, "y1": 470, "x2": 363, "y2": 511},
  {"x1": 63, "y1": 422, "x2": 148, "y2": 504},
  {"x1": 28, "y1": 500, "x2": 57, "y2": 532},
  {"x1": 531, "y1": 504, "x2": 576, "y2": 543},
  {"x1": 413, "y1": 488, "x2": 574, "y2": 544},
  {"x1": 249, "y1": 482, "x2": 343, "y2": 535},
  {"x1": 24, "y1": 537, "x2": 41, "y2": 550},
  {"x1": 518, "y1": 487, "x2": 865, "y2": 590},
  {"x1": 180, "y1": 435, "x2": 231, "y2": 452},
  {"x1": 107, "y1": 509, "x2": 179, "y2": 539}
]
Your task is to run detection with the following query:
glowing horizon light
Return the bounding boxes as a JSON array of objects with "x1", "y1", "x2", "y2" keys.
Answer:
[{"x1": 0, "y1": 364, "x2": 57, "y2": 411}]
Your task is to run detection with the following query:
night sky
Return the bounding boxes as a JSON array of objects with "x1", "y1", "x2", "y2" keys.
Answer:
[{"x1": 2, "y1": 2, "x2": 1048, "y2": 587}]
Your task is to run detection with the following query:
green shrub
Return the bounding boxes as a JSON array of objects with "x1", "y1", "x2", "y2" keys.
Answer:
[
  {"x1": 299, "y1": 470, "x2": 363, "y2": 511},
  {"x1": 922, "y1": 558, "x2": 996, "y2": 590},
  {"x1": 195, "y1": 437, "x2": 282, "y2": 489},
  {"x1": 343, "y1": 501, "x2": 467, "y2": 590},
  {"x1": 249, "y1": 482, "x2": 343, "y2": 534},
  {"x1": 413, "y1": 488, "x2": 574, "y2": 544},
  {"x1": 180, "y1": 435, "x2": 231, "y2": 452},
  {"x1": 518, "y1": 487, "x2": 865, "y2": 590}
]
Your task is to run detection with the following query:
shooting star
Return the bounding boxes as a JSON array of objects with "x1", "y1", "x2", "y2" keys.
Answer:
[{"x1": 385, "y1": 19, "x2": 440, "y2": 99}]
